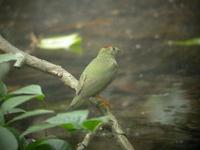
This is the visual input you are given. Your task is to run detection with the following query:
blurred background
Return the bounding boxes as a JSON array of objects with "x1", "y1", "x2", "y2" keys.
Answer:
[{"x1": 0, "y1": 0, "x2": 200, "y2": 149}]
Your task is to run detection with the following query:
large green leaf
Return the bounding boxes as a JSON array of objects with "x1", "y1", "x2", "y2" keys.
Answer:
[
  {"x1": 21, "y1": 123, "x2": 58, "y2": 136},
  {"x1": 1, "y1": 95, "x2": 36, "y2": 114},
  {"x1": 82, "y1": 116, "x2": 108, "y2": 131},
  {"x1": 8, "y1": 109, "x2": 54, "y2": 124},
  {"x1": 10, "y1": 84, "x2": 45, "y2": 100},
  {"x1": 0, "y1": 53, "x2": 17, "y2": 63},
  {"x1": 0, "y1": 81, "x2": 7, "y2": 100},
  {"x1": 7, "y1": 127, "x2": 28, "y2": 150},
  {"x1": 46, "y1": 110, "x2": 89, "y2": 125},
  {"x1": 0, "y1": 126, "x2": 18, "y2": 150},
  {"x1": 46, "y1": 110, "x2": 89, "y2": 130}
]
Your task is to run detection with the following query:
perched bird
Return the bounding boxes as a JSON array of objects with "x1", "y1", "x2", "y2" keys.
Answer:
[{"x1": 67, "y1": 46, "x2": 120, "y2": 110}]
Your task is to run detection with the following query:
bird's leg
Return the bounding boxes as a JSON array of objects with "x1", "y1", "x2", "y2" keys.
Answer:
[{"x1": 95, "y1": 95, "x2": 111, "y2": 109}]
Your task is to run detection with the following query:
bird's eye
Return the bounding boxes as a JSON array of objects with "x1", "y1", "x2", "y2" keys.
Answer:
[{"x1": 113, "y1": 47, "x2": 116, "y2": 50}]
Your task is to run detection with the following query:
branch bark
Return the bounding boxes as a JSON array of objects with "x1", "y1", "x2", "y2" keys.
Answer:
[
  {"x1": 0, "y1": 35, "x2": 135, "y2": 150},
  {"x1": 76, "y1": 132, "x2": 95, "y2": 150},
  {"x1": 0, "y1": 35, "x2": 78, "y2": 90}
]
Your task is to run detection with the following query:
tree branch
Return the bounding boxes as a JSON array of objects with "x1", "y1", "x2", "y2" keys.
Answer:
[
  {"x1": 107, "y1": 110, "x2": 135, "y2": 150},
  {"x1": 0, "y1": 35, "x2": 135, "y2": 150},
  {"x1": 76, "y1": 122, "x2": 109, "y2": 150},
  {"x1": 77, "y1": 132, "x2": 95, "y2": 150},
  {"x1": 0, "y1": 35, "x2": 78, "y2": 90}
]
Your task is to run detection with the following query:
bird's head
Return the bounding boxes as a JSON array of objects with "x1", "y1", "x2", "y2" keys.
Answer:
[{"x1": 98, "y1": 46, "x2": 120, "y2": 57}]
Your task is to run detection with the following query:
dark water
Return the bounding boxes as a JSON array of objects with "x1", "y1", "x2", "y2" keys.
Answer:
[{"x1": 1, "y1": 0, "x2": 200, "y2": 149}]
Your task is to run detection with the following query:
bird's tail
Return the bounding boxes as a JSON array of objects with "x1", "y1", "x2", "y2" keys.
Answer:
[{"x1": 66, "y1": 96, "x2": 83, "y2": 111}]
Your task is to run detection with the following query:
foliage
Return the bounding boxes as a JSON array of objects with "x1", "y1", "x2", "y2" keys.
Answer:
[
  {"x1": 0, "y1": 81, "x2": 108, "y2": 150},
  {"x1": 168, "y1": 38, "x2": 200, "y2": 46},
  {"x1": 0, "y1": 126, "x2": 18, "y2": 150},
  {"x1": 0, "y1": 83, "x2": 56, "y2": 150},
  {"x1": 0, "y1": 81, "x2": 7, "y2": 99},
  {"x1": 25, "y1": 138, "x2": 72, "y2": 150},
  {"x1": 22, "y1": 110, "x2": 108, "y2": 136},
  {"x1": 0, "y1": 53, "x2": 107, "y2": 149},
  {"x1": 37, "y1": 33, "x2": 83, "y2": 54},
  {"x1": 0, "y1": 53, "x2": 17, "y2": 63}
]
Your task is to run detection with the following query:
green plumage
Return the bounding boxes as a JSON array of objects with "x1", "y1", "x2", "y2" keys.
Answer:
[{"x1": 67, "y1": 46, "x2": 120, "y2": 110}]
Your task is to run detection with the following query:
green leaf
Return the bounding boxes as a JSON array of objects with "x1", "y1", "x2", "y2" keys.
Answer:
[
  {"x1": 26, "y1": 139, "x2": 72, "y2": 150},
  {"x1": 7, "y1": 127, "x2": 28, "y2": 150},
  {"x1": 6, "y1": 108, "x2": 26, "y2": 114},
  {"x1": 1, "y1": 95, "x2": 36, "y2": 114},
  {"x1": 0, "y1": 81, "x2": 7, "y2": 100},
  {"x1": 25, "y1": 139, "x2": 50, "y2": 150},
  {"x1": 167, "y1": 38, "x2": 200, "y2": 46},
  {"x1": 8, "y1": 109, "x2": 54, "y2": 124},
  {"x1": 61, "y1": 123, "x2": 76, "y2": 131},
  {"x1": 0, "y1": 126, "x2": 18, "y2": 150},
  {"x1": 82, "y1": 120, "x2": 102, "y2": 131},
  {"x1": 0, "y1": 110, "x2": 5, "y2": 125},
  {"x1": 46, "y1": 110, "x2": 89, "y2": 130},
  {"x1": 10, "y1": 84, "x2": 45, "y2": 100},
  {"x1": 26, "y1": 141, "x2": 52, "y2": 150},
  {"x1": 42, "y1": 139, "x2": 72, "y2": 150},
  {"x1": 0, "y1": 53, "x2": 17, "y2": 63},
  {"x1": 68, "y1": 36, "x2": 82, "y2": 54},
  {"x1": 37, "y1": 33, "x2": 82, "y2": 54},
  {"x1": 83, "y1": 116, "x2": 108, "y2": 131},
  {"x1": 21, "y1": 123, "x2": 57, "y2": 137}
]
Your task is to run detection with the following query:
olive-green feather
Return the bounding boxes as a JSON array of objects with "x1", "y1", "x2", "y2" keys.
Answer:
[{"x1": 66, "y1": 46, "x2": 120, "y2": 110}]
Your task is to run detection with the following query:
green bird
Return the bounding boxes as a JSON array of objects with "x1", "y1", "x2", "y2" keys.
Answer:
[{"x1": 67, "y1": 46, "x2": 120, "y2": 110}]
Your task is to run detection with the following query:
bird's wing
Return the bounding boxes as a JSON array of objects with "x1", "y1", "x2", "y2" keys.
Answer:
[
  {"x1": 76, "y1": 72, "x2": 87, "y2": 95},
  {"x1": 79, "y1": 64, "x2": 117, "y2": 98},
  {"x1": 76, "y1": 58, "x2": 98, "y2": 96}
]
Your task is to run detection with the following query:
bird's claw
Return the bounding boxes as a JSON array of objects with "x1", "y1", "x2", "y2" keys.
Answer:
[{"x1": 96, "y1": 95, "x2": 111, "y2": 109}]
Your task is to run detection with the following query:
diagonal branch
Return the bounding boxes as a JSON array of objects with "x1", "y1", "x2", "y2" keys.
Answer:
[
  {"x1": 107, "y1": 110, "x2": 135, "y2": 150},
  {"x1": 76, "y1": 132, "x2": 96, "y2": 150},
  {"x1": 0, "y1": 35, "x2": 78, "y2": 90},
  {"x1": 0, "y1": 35, "x2": 135, "y2": 150}
]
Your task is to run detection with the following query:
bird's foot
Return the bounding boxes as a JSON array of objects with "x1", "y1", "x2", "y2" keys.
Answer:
[{"x1": 96, "y1": 95, "x2": 111, "y2": 109}]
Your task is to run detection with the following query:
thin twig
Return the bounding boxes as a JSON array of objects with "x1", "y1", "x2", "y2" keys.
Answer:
[
  {"x1": 76, "y1": 122, "x2": 108, "y2": 150},
  {"x1": 77, "y1": 132, "x2": 95, "y2": 150},
  {"x1": 107, "y1": 110, "x2": 135, "y2": 150},
  {"x1": 0, "y1": 35, "x2": 135, "y2": 150}
]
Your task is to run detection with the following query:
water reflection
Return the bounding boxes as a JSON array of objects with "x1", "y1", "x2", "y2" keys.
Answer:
[{"x1": 144, "y1": 85, "x2": 190, "y2": 125}]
